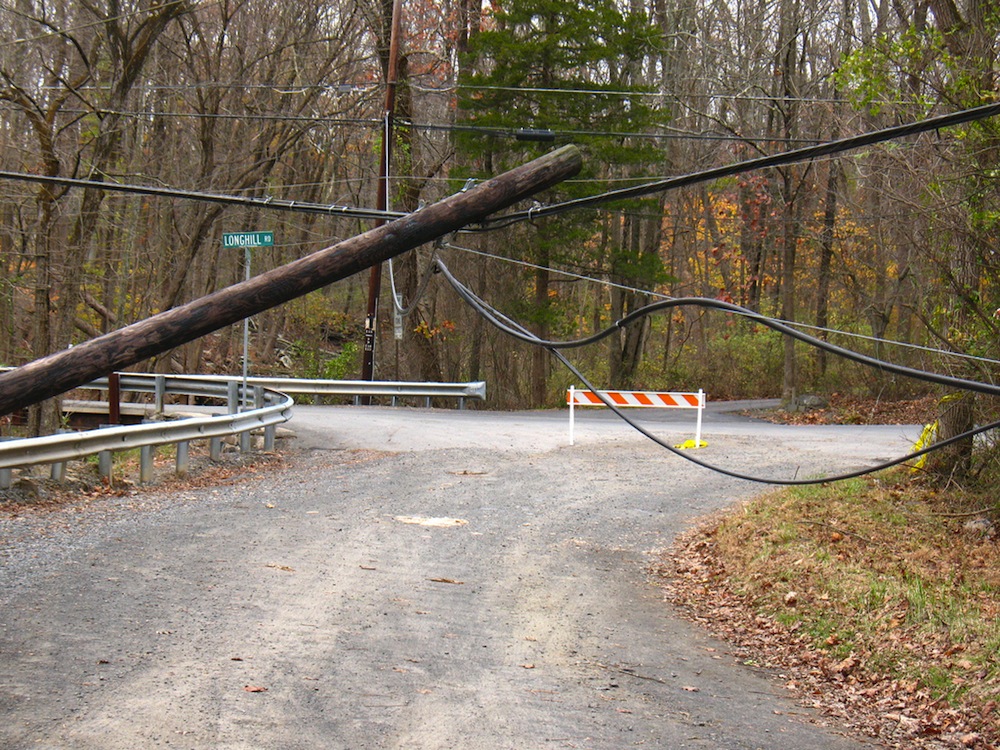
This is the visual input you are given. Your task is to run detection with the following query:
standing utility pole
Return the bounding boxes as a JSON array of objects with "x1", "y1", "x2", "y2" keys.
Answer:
[{"x1": 361, "y1": 0, "x2": 403, "y2": 394}]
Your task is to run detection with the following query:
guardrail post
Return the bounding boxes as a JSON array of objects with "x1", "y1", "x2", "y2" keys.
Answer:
[
  {"x1": 140, "y1": 445, "x2": 154, "y2": 484},
  {"x1": 210, "y1": 436, "x2": 223, "y2": 461},
  {"x1": 155, "y1": 375, "x2": 167, "y2": 414},
  {"x1": 49, "y1": 430, "x2": 68, "y2": 481},
  {"x1": 176, "y1": 441, "x2": 189, "y2": 477},
  {"x1": 226, "y1": 381, "x2": 250, "y2": 452},
  {"x1": 253, "y1": 386, "x2": 271, "y2": 451},
  {"x1": 458, "y1": 397, "x2": 465, "y2": 410},
  {"x1": 99, "y1": 450, "x2": 113, "y2": 483},
  {"x1": 0, "y1": 437, "x2": 11, "y2": 489}
]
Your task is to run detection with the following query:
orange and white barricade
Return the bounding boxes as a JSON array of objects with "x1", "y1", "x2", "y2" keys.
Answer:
[{"x1": 567, "y1": 386, "x2": 706, "y2": 447}]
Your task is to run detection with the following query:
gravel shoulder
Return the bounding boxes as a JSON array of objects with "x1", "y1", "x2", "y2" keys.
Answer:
[{"x1": 0, "y1": 407, "x2": 917, "y2": 748}]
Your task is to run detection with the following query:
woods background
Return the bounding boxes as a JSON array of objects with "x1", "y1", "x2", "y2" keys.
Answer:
[{"x1": 1, "y1": 0, "x2": 998, "y2": 424}]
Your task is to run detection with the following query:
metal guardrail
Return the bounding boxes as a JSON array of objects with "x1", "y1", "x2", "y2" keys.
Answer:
[
  {"x1": 0, "y1": 372, "x2": 484, "y2": 490},
  {"x1": 188, "y1": 376, "x2": 487, "y2": 407},
  {"x1": 0, "y1": 374, "x2": 293, "y2": 488}
]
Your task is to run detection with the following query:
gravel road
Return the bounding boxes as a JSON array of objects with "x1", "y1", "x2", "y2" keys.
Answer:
[{"x1": 0, "y1": 405, "x2": 918, "y2": 749}]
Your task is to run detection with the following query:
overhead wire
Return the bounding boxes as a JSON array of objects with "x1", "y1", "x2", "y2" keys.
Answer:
[
  {"x1": 38, "y1": 82, "x2": 378, "y2": 93},
  {"x1": 29, "y1": 76, "x2": 895, "y2": 109},
  {"x1": 5, "y1": 92, "x2": 977, "y2": 235},
  {"x1": 436, "y1": 258, "x2": 1000, "y2": 395},
  {"x1": 1, "y1": 88, "x2": 996, "y2": 479},
  {"x1": 442, "y1": 241, "x2": 1000, "y2": 368},
  {"x1": 27, "y1": 106, "x2": 382, "y2": 128},
  {"x1": 402, "y1": 119, "x2": 825, "y2": 145},
  {"x1": 0, "y1": 170, "x2": 405, "y2": 223},
  {"x1": 410, "y1": 81, "x2": 890, "y2": 106},
  {"x1": 387, "y1": 244, "x2": 441, "y2": 317},
  {"x1": 434, "y1": 257, "x2": 1000, "y2": 485},
  {"x1": 0, "y1": 102, "x2": 827, "y2": 146},
  {"x1": 481, "y1": 102, "x2": 1000, "y2": 228},
  {"x1": 3, "y1": 97, "x2": 997, "y2": 365},
  {"x1": 443, "y1": 240, "x2": 670, "y2": 301}
]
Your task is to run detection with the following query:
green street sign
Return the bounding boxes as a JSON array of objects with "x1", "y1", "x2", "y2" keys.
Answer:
[{"x1": 222, "y1": 231, "x2": 274, "y2": 248}]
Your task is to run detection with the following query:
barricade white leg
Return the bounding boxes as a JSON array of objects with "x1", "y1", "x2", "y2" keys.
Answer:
[
  {"x1": 569, "y1": 385, "x2": 575, "y2": 446},
  {"x1": 696, "y1": 389, "x2": 704, "y2": 446}
]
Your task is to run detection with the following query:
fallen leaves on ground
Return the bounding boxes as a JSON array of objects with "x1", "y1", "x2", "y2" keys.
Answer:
[
  {"x1": 741, "y1": 394, "x2": 938, "y2": 426},
  {"x1": 654, "y1": 484, "x2": 1000, "y2": 750}
]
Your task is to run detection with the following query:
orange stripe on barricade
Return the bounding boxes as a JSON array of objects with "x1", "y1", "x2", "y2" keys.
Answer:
[
  {"x1": 568, "y1": 388, "x2": 703, "y2": 408},
  {"x1": 567, "y1": 386, "x2": 706, "y2": 448}
]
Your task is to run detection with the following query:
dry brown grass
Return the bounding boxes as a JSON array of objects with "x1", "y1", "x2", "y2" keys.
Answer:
[{"x1": 657, "y1": 474, "x2": 1000, "y2": 748}]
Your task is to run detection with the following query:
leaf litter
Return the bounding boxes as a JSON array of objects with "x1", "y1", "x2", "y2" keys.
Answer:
[{"x1": 653, "y1": 474, "x2": 1000, "y2": 749}]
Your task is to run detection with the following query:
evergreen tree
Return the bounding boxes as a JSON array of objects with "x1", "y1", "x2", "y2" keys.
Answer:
[{"x1": 456, "y1": 0, "x2": 667, "y2": 401}]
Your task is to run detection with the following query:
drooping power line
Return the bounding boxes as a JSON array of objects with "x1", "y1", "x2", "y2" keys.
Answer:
[
  {"x1": 483, "y1": 102, "x2": 1000, "y2": 228},
  {"x1": 0, "y1": 170, "x2": 404, "y2": 222}
]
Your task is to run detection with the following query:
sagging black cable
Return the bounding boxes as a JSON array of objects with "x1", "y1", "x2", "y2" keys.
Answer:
[
  {"x1": 482, "y1": 102, "x2": 1000, "y2": 229},
  {"x1": 436, "y1": 259, "x2": 1000, "y2": 398},
  {"x1": 388, "y1": 246, "x2": 441, "y2": 317},
  {"x1": 434, "y1": 257, "x2": 1000, "y2": 485},
  {"x1": 551, "y1": 346, "x2": 1000, "y2": 486}
]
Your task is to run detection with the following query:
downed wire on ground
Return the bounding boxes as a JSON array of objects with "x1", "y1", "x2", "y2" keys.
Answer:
[{"x1": 434, "y1": 257, "x2": 1000, "y2": 486}]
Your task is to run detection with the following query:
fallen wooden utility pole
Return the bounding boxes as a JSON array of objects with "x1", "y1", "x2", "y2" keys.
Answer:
[{"x1": 0, "y1": 145, "x2": 582, "y2": 417}]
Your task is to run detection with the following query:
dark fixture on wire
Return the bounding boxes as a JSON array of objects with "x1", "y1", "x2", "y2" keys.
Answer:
[{"x1": 515, "y1": 128, "x2": 556, "y2": 142}]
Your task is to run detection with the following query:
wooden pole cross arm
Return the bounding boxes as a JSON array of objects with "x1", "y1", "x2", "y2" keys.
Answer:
[{"x1": 0, "y1": 145, "x2": 582, "y2": 416}]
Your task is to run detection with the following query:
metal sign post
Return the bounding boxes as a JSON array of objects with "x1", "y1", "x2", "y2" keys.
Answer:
[{"x1": 223, "y1": 232, "x2": 274, "y2": 409}]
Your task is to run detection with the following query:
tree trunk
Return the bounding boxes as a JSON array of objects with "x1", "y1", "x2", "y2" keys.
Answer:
[
  {"x1": 815, "y1": 159, "x2": 840, "y2": 376},
  {"x1": 531, "y1": 245, "x2": 551, "y2": 406},
  {"x1": 927, "y1": 393, "x2": 975, "y2": 482},
  {"x1": 780, "y1": 168, "x2": 798, "y2": 403}
]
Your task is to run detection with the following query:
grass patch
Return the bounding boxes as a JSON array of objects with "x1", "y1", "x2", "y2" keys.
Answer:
[{"x1": 660, "y1": 473, "x2": 1000, "y2": 747}]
